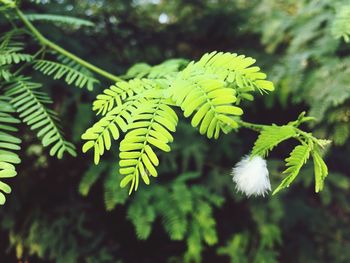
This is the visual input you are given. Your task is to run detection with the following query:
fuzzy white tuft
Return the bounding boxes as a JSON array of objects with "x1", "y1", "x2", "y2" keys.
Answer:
[{"x1": 232, "y1": 155, "x2": 271, "y2": 197}]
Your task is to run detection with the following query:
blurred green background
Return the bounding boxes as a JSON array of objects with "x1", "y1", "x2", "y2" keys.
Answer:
[{"x1": 1, "y1": 0, "x2": 350, "y2": 262}]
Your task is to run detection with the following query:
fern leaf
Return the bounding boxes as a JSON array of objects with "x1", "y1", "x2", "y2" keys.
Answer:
[
  {"x1": 125, "y1": 59, "x2": 188, "y2": 79},
  {"x1": 312, "y1": 147, "x2": 328, "y2": 193},
  {"x1": 252, "y1": 125, "x2": 297, "y2": 157},
  {"x1": 55, "y1": 54, "x2": 95, "y2": 76},
  {"x1": 331, "y1": 4, "x2": 350, "y2": 42},
  {"x1": 0, "y1": 29, "x2": 26, "y2": 52},
  {"x1": 25, "y1": 14, "x2": 95, "y2": 27},
  {"x1": 78, "y1": 162, "x2": 108, "y2": 196},
  {"x1": 81, "y1": 101, "x2": 134, "y2": 164},
  {"x1": 0, "y1": 52, "x2": 32, "y2": 66},
  {"x1": 125, "y1": 63, "x2": 152, "y2": 78},
  {"x1": 159, "y1": 202, "x2": 187, "y2": 240},
  {"x1": 83, "y1": 80, "x2": 177, "y2": 192},
  {"x1": 34, "y1": 59, "x2": 98, "y2": 91},
  {"x1": 191, "y1": 51, "x2": 274, "y2": 93},
  {"x1": 92, "y1": 79, "x2": 153, "y2": 115},
  {"x1": 170, "y1": 52, "x2": 274, "y2": 139},
  {"x1": 273, "y1": 144, "x2": 311, "y2": 194},
  {"x1": 171, "y1": 75, "x2": 242, "y2": 139},
  {"x1": 127, "y1": 192, "x2": 156, "y2": 239},
  {"x1": 0, "y1": 68, "x2": 12, "y2": 81},
  {"x1": 103, "y1": 167, "x2": 128, "y2": 210},
  {"x1": 0, "y1": 96, "x2": 21, "y2": 205},
  {"x1": 157, "y1": 183, "x2": 194, "y2": 240},
  {"x1": 5, "y1": 77, "x2": 76, "y2": 159},
  {"x1": 119, "y1": 95, "x2": 178, "y2": 193}
]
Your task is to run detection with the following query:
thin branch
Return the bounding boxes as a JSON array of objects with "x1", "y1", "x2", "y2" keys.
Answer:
[
  {"x1": 236, "y1": 120, "x2": 266, "y2": 132},
  {"x1": 15, "y1": 7, "x2": 123, "y2": 83}
]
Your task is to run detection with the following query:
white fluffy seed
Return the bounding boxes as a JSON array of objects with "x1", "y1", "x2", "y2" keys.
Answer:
[{"x1": 232, "y1": 155, "x2": 271, "y2": 197}]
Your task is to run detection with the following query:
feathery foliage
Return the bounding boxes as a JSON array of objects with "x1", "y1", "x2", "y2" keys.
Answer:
[
  {"x1": 34, "y1": 59, "x2": 98, "y2": 91},
  {"x1": 331, "y1": 4, "x2": 350, "y2": 42},
  {"x1": 84, "y1": 51, "x2": 329, "y2": 195},
  {"x1": 125, "y1": 58, "x2": 188, "y2": 79},
  {"x1": 312, "y1": 147, "x2": 328, "y2": 193},
  {"x1": 0, "y1": 52, "x2": 32, "y2": 66},
  {"x1": 25, "y1": 13, "x2": 94, "y2": 27},
  {"x1": 252, "y1": 125, "x2": 297, "y2": 157},
  {"x1": 251, "y1": 112, "x2": 330, "y2": 194},
  {"x1": 6, "y1": 204, "x2": 119, "y2": 263},
  {"x1": 103, "y1": 168, "x2": 128, "y2": 211},
  {"x1": 273, "y1": 144, "x2": 311, "y2": 194},
  {"x1": 0, "y1": 1, "x2": 348, "y2": 262},
  {"x1": 0, "y1": 96, "x2": 21, "y2": 205},
  {"x1": 92, "y1": 78, "x2": 153, "y2": 115},
  {"x1": 78, "y1": 160, "x2": 128, "y2": 210},
  {"x1": 79, "y1": 162, "x2": 108, "y2": 196},
  {"x1": 253, "y1": 0, "x2": 350, "y2": 147},
  {"x1": 1, "y1": 0, "x2": 333, "y2": 203},
  {"x1": 83, "y1": 52, "x2": 278, "y2": 193},
  {"x1": 5, "y1": 77, "x2": 76, "y2": 159},
  {"x1": 119, "y1": 95, "x2": 178, "y2": 193},
  {"x1": 0, "y1": 21, "x2": 88, "y2": 204},
  {"x1": 218, "y1": 225, "x2": 281, "y2": 263},
  {"x1": 127, "y1": 172, "x2": 223, "y2": 262}
]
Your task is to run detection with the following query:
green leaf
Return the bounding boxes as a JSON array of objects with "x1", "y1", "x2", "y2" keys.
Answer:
[
  {"x1": 252, "y1": 125, "x2": 297, "y2": 157},
  {"x1": 119, "y1": 96, "x2": 177, "y2": 193},
  {"x1": 93, "y1": 79, "x2": 154, "y2": 115},
  {"x1": 331, "y1": 5, "x2": 350, "y2": 42},
  {"x1": 79, "y1": 162, "x2": 108, "y2": 196},
  {"x1": 171, "y1": 52, "x2": 274, "y2": 139},
  {"x1": 312, "y1": 148, "x2": 328, "y2": 193},
  {"x1": 34, "y1": 59, "x2": 98, "y2": 91},
  {"x1": 0, "y1": 97, "x2": 20, "y2": 205},
  {"x1": 5, "y1": 77, "x2": 76, "y2": 159},
  {"x1": 25, "y1": 14, "x2": 95, "y2": 27},
  {"x1": 273, "y1": 144, "x2": 311, "y2": 194}
]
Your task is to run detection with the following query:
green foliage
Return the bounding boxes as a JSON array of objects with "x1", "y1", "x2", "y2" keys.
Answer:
[
  {"x1": 252, "y1": 125, "x2": 296, "y2": 157},
  {"x1": 125, "y1": 59, "x2": 188, "y2": 79},
  {"x1": 78, "y1": 167, "x2": 223, "y2": 262},
  {"x1": 253, "y1": 0, "x2": 350, "y2": 146},
  {"x1": 251, "y1": 113, "x2": 330, "y2": 194},
  {"x1": 92, "y1": 78, "x2": 153, "y2": 115},
  {"x1": 103, "y1": 168, "x2": 128, "y2": 211},
  {"x1": 0, "y1": 96, "x2": 20, "y2": 205},
  {"x1": 6, "y1": 204, "x2": 120, "y2": 263},
  {"x1": 0, "y1": 52, "x2": 32, "y2": 65},
  {"x1": 170, "y1": 51, "x2": 274, "y2": 138},
  {"x1": 306, "y1": 58, "x2": 350, "y2": 121},
  {"x1": 34, "y1": 59, "x2": 98, "y2": 91},
  {"x1": 0, "y1": 0, "x2": 15, "y2": 9},
  {"x1": 312, "y1": 147, "x2": 328, "y2": 193},
  {"x1": 79, "y1": 160, "x2": 128, "y2": 210},
  {"x1": 218, "y1": 225, "x2": 281, "y2": 263},
  {"x1": 217, "y1": 233, "x2": 250, "y2": 263},
  {"x1": 5, "y1": 77, "x2": 76, "y2": 159},
  {"x1": 274, "y1": 144, "x2": 311, "y2": 194},
  {"x1": 1, "y1": 1, "x2": 349, "y2": 262},
  {"x1": 331, "y1": 4, "x2": 350, "y2": 42},
  {"x1": 83, "y1": 51, "x2": 278, "y2": 193},
  {"x1": 79, "y1": 162, "x2": 108, "y2": 196},
  {"x1": 0, "y1": 22, "x2": 95, "y2": 204},
  {"x1": 127, "y1": 172, "x2": 223, "y2": 262},
  {"x1": 119, "y1": 95, "x2": 178, "y2": 193},
  {"x1": 25, "y1": 13, "x2": 94, "y2": 27}
]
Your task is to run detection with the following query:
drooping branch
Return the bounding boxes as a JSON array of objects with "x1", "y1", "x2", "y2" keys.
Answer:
[{"x1": 14, "y1": 7, "x2": 123, "y2": 83}]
